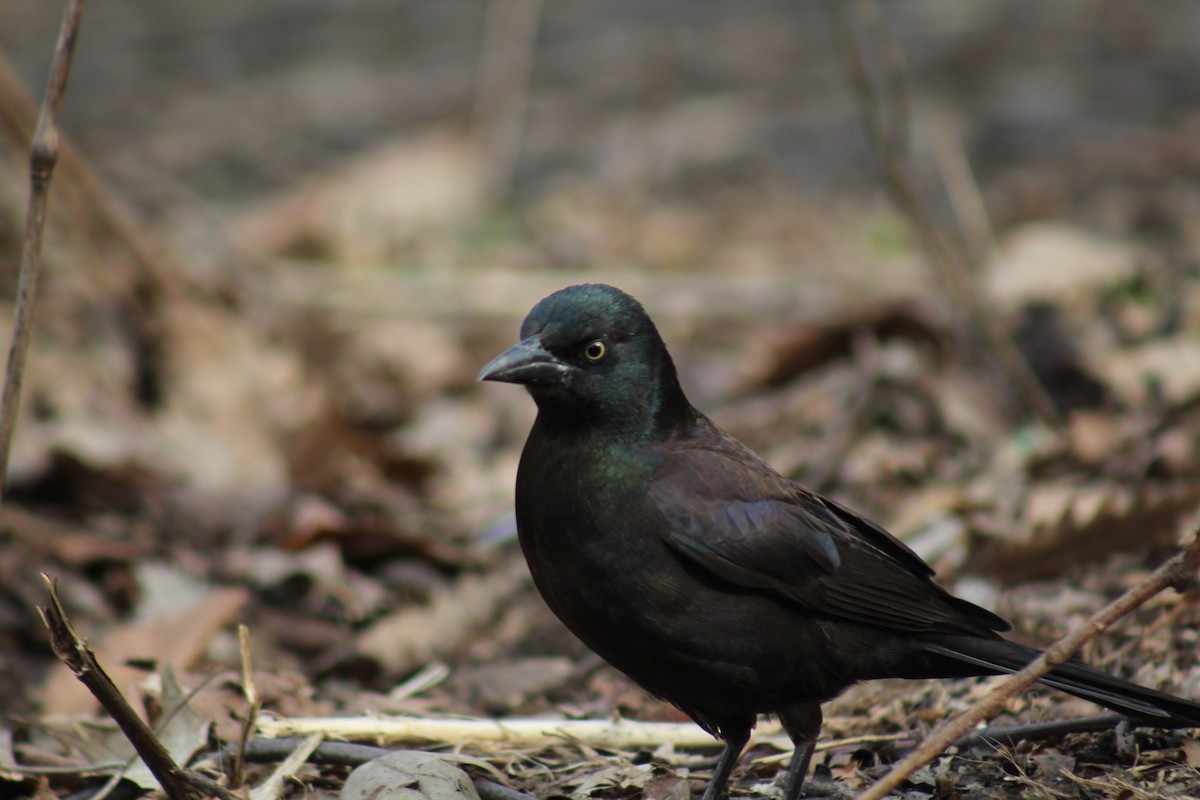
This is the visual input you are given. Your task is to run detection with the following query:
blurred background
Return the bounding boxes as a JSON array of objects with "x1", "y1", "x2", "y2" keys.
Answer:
[{"x1": 2, "y1": 1, "x2": 1200, "y2": 796}]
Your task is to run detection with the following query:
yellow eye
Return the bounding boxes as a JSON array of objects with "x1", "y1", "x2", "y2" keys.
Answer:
[{"x1": 583, "y1": 340, "x2": 607, "y2": 362}]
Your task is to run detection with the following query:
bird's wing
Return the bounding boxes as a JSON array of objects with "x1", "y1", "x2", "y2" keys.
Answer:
[{"x1": 648, "y1": 443, "x2": 1007, "y2": 636}]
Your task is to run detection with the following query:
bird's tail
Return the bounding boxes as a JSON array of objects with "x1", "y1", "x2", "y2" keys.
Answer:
[{"x1": 924, "y1": 637, "x2": 1200, "y2": 727}]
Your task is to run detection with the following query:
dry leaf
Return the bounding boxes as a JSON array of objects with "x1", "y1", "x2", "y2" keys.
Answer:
[
  {"x1": 448, "y1": 656, "x2": 575, "y2": 711},
  {"x1": 642, "y1": 772, "x2": 691, "y2": 800},
  {"x1": 341, "y1": 751, "x2": 482, "y2": 800},
  {"x1": 1098, "y1": 335, "x2": 1200, "y2": 406},
  {"x1": 986, "y1": 223, "x2": 1140, "y2": 306},
  {"x1": 1067, "y1": 411, "x2": 1132, "y2": 465},
  {"x1": 357, "y1": 557, "x2": 531, "y2": 673},
  {"x1": 232, "y1": 128, "x2": 484, "y2": 264},
  {"x1": 1181, "y1": 738, "x2": 1200, "y2": 768},
  {"x1": 120, "y1": 667, "x2": 212, "y2": 790},
  {"x1": 971, "y1": 482, "x2": 1200, "y2": 583},
  {"x1": 41, "y1": 585, "x2": 247, "y2": 716}
]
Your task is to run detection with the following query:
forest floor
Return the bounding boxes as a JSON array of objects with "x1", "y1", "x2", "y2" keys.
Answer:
[{"x1": 1, "y1": 2, "x2": 1199, "y2": 798}]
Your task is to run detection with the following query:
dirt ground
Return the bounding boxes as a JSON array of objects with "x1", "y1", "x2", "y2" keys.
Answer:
[{"x1": 1, "y1": 2, "x2": 1200, "y2": 798}]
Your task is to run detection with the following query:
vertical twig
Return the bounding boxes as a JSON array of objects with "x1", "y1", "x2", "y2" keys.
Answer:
[
  {"x1": 472, "y1": 0, "x2": 544, "y2": 203},
  {"x1": 829, "y1": 0, "x2": 1064, "y2": 431},
  {"x1": 0, "y1": 0, "x2": 86, "y2": 498},
  {"x1": 231, "y1": 624, "x2": 261, "y2": 790},
  {"x1": 928, "y1": 112, "x2": 995, "y2": 269}
]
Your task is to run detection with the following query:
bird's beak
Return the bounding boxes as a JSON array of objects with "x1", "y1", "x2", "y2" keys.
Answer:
[{"x1": 478, "y1": 336, "x2": 568, "y2": 385}]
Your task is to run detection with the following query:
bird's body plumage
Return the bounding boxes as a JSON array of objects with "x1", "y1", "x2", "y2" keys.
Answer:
[{"x1": 480, "y1": 284, "x2": 1200, "y2": 800}]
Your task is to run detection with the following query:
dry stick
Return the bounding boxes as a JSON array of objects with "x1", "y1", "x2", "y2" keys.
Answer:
[
  {"x1": 955, "y1": 712, "x2": 1127, "y2": 750},
  {"x1": 830, "y1": 0, "x2": 1063, "y2": 431},
  {"x1": 39, "y1": 576, "x2": 238, "y2": 800},
  {"x1": 230, "y1": 624, "x2": 262, "y2": 790},
  {"x1": 854, "y1": 529, "x2": 1200, "y2": 800},
  {"x1": 247, "y1": 733, "x2": 324, "y2": 800},
  {"x1": 472, "y1": 0, "x2": 544, "y2": 202},
  {"x1": 0, "y1": 0, "x2": 85, "y2": 499},
  {"x1": 928, "y1": 113, "x2": 995, "y2": 271}
]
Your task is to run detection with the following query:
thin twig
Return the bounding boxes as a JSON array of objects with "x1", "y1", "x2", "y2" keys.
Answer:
[
  {"x1": 472, "y1": 0, "x2": 544, "y2": 202},
  {"x1": 927, "y1": 112, "x2": 995, "y2": 270},
  {"x1": 855, "y1": 528, "x2": 1200, "y2": 800},
  {"x1": 248, "y1": 733, "x2": 324, "y2": 800},
  {"x1": 39, "y1": 575, "x2": 238, "y2": 800},
  {"x1": 830, "y1": 0, "x2": 1064, "y2": 431},
  {"x1": 0, "y1": 0, "x2": 85, "y2": 499},
  {"x1": 954, "y1": 712, "x2": 1128, "y2": 749}
]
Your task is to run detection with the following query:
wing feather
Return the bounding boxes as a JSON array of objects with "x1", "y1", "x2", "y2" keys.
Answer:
[{"x1": 647, "y1": 436, "x2": 1007, "y2": 637}]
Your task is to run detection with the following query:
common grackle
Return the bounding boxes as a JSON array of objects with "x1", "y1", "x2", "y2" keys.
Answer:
[{"x1": 479, "y1": 283, "x2": 1200, "y2": 800}]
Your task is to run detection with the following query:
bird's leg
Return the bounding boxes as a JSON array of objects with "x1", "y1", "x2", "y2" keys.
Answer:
[
  {"x1": 699, "y1": 721, "x2": 752, "y2": 800},
  {"x1": 778, "y1": 703, "x2": 823, "y2": 800}
]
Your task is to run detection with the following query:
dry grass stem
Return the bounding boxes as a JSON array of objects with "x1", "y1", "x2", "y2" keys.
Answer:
[
  {"x1": 248, "y1": 733, "x2": 324, "y2": 800},
  {"x1": 231, "y1": 624, "x2": 262, "y2": 790}
]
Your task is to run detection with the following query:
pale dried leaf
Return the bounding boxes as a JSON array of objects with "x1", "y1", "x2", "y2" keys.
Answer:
[
  {"x1": 120, "y1": 667, "x2": 212, "y2": 790},
  {"x1": 642, "y1": 772, "x2": 691, "y2": 800},
  {"x1": 41, "y1": 586, "x2": 248, "y2": 715},
  {"x1": 1182, "y1": 738, "x2": 1200, "y2": 768},
  {"x1": 887, "y1": 486, "x2": 969, "y2": 541},
  {"x1": 154, "y1": 301, "x2": 313, "y2": 505},
  {"x1": 357, "y1": 557, "x2": 531, "y2": 673},
  {"x1": 1097, "y1": 335, "x2": 1200, "y2": 406},
  {"x1": 985, "y1": 222, "x2": 1140, "y2": 306},
  {"x1": 36, "y1": 667, "x2": 211, "y2": 789},
  {"x1": 1066, "y1": 410, "x2": 1133, "y2": 465},
  {"x1": 232, "y1": 129, "x2": 484, "y2": 263},
  {"x1": 341, "y1": 751, "x2": 481, "y2": 800},
  {"x1": 571, "y1": 762, "x2": 653, "y2": 798},
  {"x1": 450, "y1": 657, "x2": 575, "y2": 710}
]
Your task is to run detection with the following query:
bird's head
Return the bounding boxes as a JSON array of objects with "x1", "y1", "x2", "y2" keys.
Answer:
[{"x1": 479, "y1": 284, "x2": 693, "y2": 437}]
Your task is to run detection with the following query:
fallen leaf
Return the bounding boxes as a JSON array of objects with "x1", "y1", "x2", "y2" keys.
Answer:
[
  {"x1": 970, "y1": 482, "x2": 1200, "y2": 584},
  {"x1": 341, "y1": 751, "x2": 481, "y2": 800},
  {"x1": 41, "y1": 585, "x2": 247, "y2": 716},
  {"x1": 986, "y1": 223, "x2": 1140, "y2": 306},
  {"x1": 357, "y1": 557, "x2": 531, "y2": 674},
  {"x1": 1182, "y1": 738, "x2": 1200, "y2": 768},
  {"x1": 120, "y1": 667, "x2": 212, "y2": 790},
  {"x1": 642, "y1": 771, "x2": 691, "y2": 800}
]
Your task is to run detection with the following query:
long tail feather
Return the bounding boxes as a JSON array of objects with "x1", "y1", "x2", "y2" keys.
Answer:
[{"x1": 924, "y1": 638, "x2": 1200, "y2": 727}]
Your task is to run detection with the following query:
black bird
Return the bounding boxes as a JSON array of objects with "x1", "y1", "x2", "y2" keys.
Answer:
[{"x1": 479, "y1": 283, "x2": 1200, "y2": 800}]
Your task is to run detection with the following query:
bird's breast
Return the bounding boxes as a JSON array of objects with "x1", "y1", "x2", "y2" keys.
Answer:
[{"x1": 515, "y1": 443, "x2": 685, "y2": 627}]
